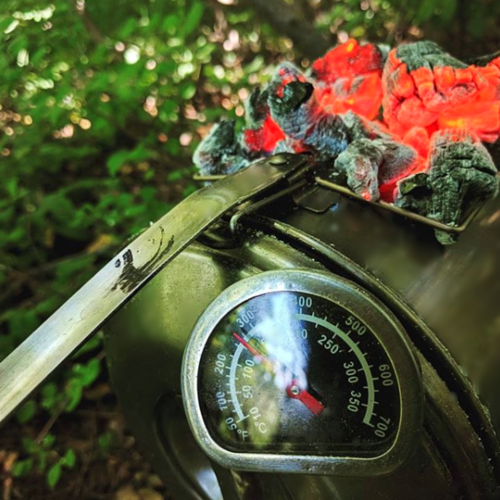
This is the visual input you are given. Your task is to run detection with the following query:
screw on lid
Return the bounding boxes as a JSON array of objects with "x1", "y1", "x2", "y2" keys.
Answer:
[{"x1": 268, "y1": 154, "x2": 290, "y2": 165}]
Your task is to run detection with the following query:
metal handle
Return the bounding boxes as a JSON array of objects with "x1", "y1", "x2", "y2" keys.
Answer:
[{"x1": 0, "y1": 153, "x2": 309, "y2": 425}]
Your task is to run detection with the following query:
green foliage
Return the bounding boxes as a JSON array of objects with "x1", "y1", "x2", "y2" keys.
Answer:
[
  {"x1": 314, "y1": 0, "x2": 500, "y2": 54},
  {"x1": 11, "y1": 432, "x2": 76, "y2": 488},
  {"x1": 16, "y1": 400, "x2": 37, "y2": 423},
  {"x1": 97, "y1": 430, "x2": 119, "y2": 455},
  {"x1": 46, "y1": 449, "x2": 76, "y2": 488},
  {"x1": 0, "y1": 0, "x2": 282, "y2": 491},
  {"x1": 1, "y1": 0, "x2": 498, "y2": 494}
]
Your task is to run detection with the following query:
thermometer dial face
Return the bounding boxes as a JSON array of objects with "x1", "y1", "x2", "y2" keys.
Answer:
[
  {"x1": 182, "y1": 270, "x2": 422, "y2": 475},
  {"x1": 199, "y1": 292, "x2": 399, "y2": 456}
]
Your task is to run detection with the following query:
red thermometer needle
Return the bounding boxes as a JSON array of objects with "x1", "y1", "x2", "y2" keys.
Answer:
[
  {"x1": 286, "y1": 382, "x2": 325, "y2": 416},
  {"x1": 232, "y1": 332, "x2": 262, "y2": 358},
  {"x1": 232, "y1": 332, "x2": 325, "y2": 415}
]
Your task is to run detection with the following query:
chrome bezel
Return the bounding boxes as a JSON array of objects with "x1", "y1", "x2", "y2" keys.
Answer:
[{"x1": 181, "y1": 269, "x2": 423, "y2": 475}]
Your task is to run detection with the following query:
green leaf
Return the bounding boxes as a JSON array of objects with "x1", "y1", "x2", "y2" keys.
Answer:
[
  {"x1": 31, "y1": 47, "x2": 48, "y2": 65},
  {"x1": 47, "y1": 462, "x2": 62, "y2": 489},
  {"x1": 106, "y1": 150, "x2": 130, "y2": 176},
  {"x1": 7, "y1": 35, "x2": 28, "y2": 56},
  {"x1": 74, "y1": 358, "x2": 101, "y2": 387},
  {"x1": 41, "y1": 383, "x2": 59, "y2": 411},
  {"x1": 97, "y1": 431, "x2": 114, "y2": 452},
  {"x1": 245, "y1": 56, "x2": 264, "y2": 74},
  {"x1": 22, "y1": 437, "x2": 38, "y2": 454},
  {"x1": 157, "y1": 60, "x2": 177, "y2": 75},
  {"x1": 129, "y1": 142, "x2": 152, "y2": 162},
  {"x1": 162, "y1": 14, "x2": 178, "y2": 34},
  {"x1": 61, "y1": 449, "x2": 76, "y2": 468},
  {"x1": 183, "y1": 184, "x2": 197, "y2": 198},
  {"x1": 38, "y1": 451, "x2": 48, "y2": 473},
  {"x1": 181, "y1": 83, "x2": 196, "y2": 100},
  {"x1": 119, "y1": 17, "x2": 136, "y2": 38},
  {"x1": 167, "y1": 170, "x2": 183, "y2": 182},
  {"x1": 182, "y1": 1, "x2": 205, "y2": 38},
  {"x1": 0, "y1": 17, "x2": 15, "y2": 33},
  {"x1": 41, "y1": 433, "x2": 56, "y2": 449},
  {"x1": 16, "y1": 400, "x2": 37, "y2": 424},
  {"x1": 12, "y1": 458, "x2": 34, "y2": 477},
  {"x1": 64, "y1": 379, "x2": 83, "y2": 412}
]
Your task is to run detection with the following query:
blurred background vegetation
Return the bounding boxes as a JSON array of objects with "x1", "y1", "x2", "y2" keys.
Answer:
[{"x1": 1, "y1": 0, "x2": 500, "y2": 498}]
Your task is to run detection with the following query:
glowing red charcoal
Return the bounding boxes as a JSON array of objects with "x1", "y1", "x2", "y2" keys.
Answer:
[
  {"x1": 244, "y1": 116, "x2": 286, "y2": 153},
  {"x1": 312, "y1": 39, "x2": 383, "y2": 83},
  {"x1": 383, "y1": 44, "x2": 500, "y2": 142},
  {"x1": 312, "y1": 39, "x2": 384, "y2": 120},
  {"x1": 378, "y1": 155, "x2": 427, "y2": 202},
  {"x1": 315, "y1": 72, "x2": 383, "y2": 120},
  {"x1": 438, "y1": 102, "x2": 500, "y2": 143},
  {"x1": 402, "y1": 127, "x2": 431, "y2": 159},
  {"x1": 194, "y1": 39, "x2": 500, "y2": 237}
]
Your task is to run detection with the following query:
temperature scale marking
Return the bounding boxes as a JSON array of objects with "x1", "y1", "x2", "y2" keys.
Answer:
[{"x1": 296, "y1": 313, "x2": 377, "y2": 426}]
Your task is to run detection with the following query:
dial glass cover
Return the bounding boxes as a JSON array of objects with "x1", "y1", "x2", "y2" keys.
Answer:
[{"x1": 197, "y1": 290, "x2": 401, "y2": 456}]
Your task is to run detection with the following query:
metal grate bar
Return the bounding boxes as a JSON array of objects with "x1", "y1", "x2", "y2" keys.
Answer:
[
  {"x1": 314, "y1": 177, "x2": 478, "y2": 234},
  {"x1": 193, "y1": 173, "x2": 490, "y2": 234}
]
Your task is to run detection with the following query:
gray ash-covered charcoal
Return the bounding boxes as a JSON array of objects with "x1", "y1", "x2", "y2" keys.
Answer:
[
  {"x1": 335, "y1": 138, "x2": 418, "y2": 201},
  {"x1": 267, "y1": 64, "x2": 378, "y2": 160},
  {"x1": 193, "y1": 120, "x2": 251, "y2": 176},
  {"x1": 266, "y1": 63, "x2": 316, "y2": 141},
  {"x1": 193, "y1": 38, "x2": 500, "y2": 244},
  {"x1": 334, "y1": 140, "x2": 383, "y2": 200},
  {"x1": 245, "y1": 86, "x2": 270, "y2": 127},
  {"x1": 395, "y1": 130, "x2": 499, "y2": 243}
]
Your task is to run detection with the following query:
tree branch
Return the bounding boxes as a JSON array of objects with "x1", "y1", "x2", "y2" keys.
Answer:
[
  {"x1": 237, "y1": 0, "x2": 333, "y2": 59},
  {"x1": 74, "y1": 0, "x2": 105, "y2": 45}
]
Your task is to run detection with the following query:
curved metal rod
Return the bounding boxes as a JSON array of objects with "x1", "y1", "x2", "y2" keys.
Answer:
[
  {"x1": 194, "y1": 173, "x2": 497, "y2": 234},
  {"x1": 0, "y1": 154, "x2": 309, "y2": 425}
]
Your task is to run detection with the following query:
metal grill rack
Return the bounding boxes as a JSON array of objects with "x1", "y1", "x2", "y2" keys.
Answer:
[{"x1": 193, "y1": 173, "x2": 494, "y2": 235}]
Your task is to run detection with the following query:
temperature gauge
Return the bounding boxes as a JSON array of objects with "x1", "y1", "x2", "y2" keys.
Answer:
[{"x1": 182, "y1": 270, "x2": 422, "y2": 475}]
